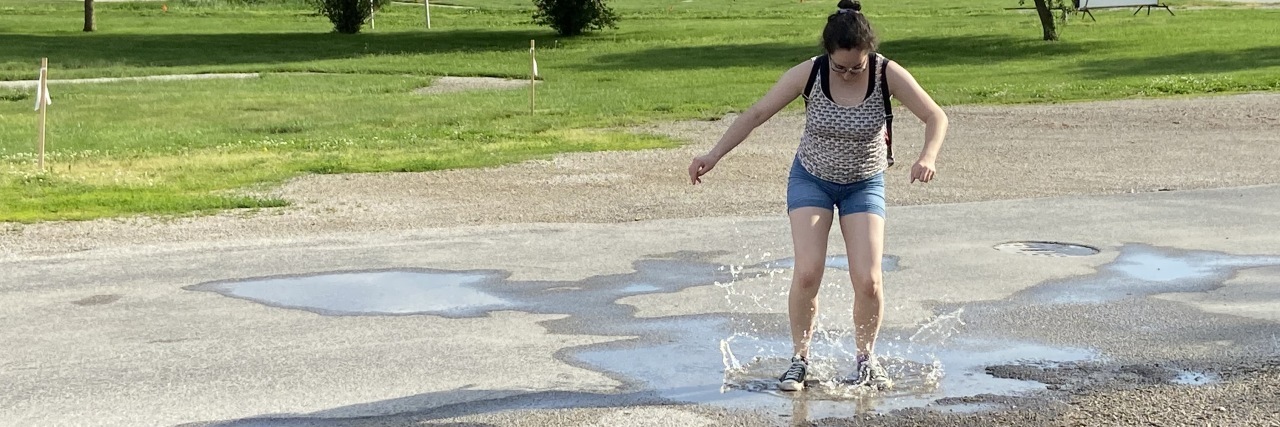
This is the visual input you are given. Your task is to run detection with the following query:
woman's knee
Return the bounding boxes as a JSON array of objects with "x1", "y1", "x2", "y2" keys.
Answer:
[
  {"x1": 791, "y1": 267, "x2": 824, "y2": 293},
  {"x1": 851, "y1": 271, "x2": 882, "y2": 299}
]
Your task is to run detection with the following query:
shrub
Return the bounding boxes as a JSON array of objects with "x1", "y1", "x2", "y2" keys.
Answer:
[
  {"x1": 532, "y1": 0, "x2": 619, "y2": 36},
  {"x1": 310, "y1": 0, "x2": 390, "y2": 34}
]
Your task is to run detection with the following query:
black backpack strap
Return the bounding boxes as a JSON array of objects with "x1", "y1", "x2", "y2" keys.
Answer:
[
  {"x1": 879, "y1": 54, "x2": 895, "y2": 167},
  {"x1": 803, "y1": 55, "x2": 825, "y2": 103}
]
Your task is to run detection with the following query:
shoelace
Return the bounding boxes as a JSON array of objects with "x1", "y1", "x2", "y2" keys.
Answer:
[{"x1": 783, "y1": 362, "x2": 806, "y2": 380}]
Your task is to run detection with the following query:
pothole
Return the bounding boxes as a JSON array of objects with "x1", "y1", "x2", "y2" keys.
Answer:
[{"x1": 993, "y1": 241, "x2": 1100, "y2": 257}]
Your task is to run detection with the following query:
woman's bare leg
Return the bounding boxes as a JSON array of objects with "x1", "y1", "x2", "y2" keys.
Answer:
[
  {"x1": 787, "y1": 207, "x2": 834, "y2": 359},
  {"x1": 839, "y1": 212, "x2": 885, "y2": 357}
]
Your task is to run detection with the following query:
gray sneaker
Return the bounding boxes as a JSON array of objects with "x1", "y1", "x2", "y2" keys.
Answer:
[
  {"x1": 847, "y1": 354, "x2": 894, "y2": 390},
  {"x1": 778, "y1": 356, "x2": 808, "y2": 391}
]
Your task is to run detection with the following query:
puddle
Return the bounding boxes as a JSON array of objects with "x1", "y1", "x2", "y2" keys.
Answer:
[
  {"x1": 760, "y1": 255, "x2": 900, "y2": 272},
  {"x1": 721, "y1": 335, "x2": 1095, "y2": 418},
  {"x1": 187, "y1": 255, "x2": 731, "y2": 326},
  {"x1": 187, "y1": 245, "x2": 1263, "y2": 423},
  {"x1": 620, "y1": 283, "x2": 663, "y2": 294},
  {"x1": 1017, "y1": 244, "x2": 1280, "y2": 305},
  {"x1": 1172, "y1": 370, "x2": 1219, "y2": 386},
  {"x1": 576, "y1": 313, "x2": 1097, "y2": 420},
  {"x1": 574, "y1": 263, "x2": 1099, "y2": 421},
  {"x1": 191, "y1": 251, "x2": 1017, "y2": 421},
  {"x1": 994, "y1": 241, "x2": 1099, "y2": 257},
  {"x1": 187, "y1": 271, "x2": 512, "y2": 316}
]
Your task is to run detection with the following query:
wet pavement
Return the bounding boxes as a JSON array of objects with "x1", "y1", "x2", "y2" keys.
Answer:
[
  {"x1": 184, "y1": 243, "x2": 1276, "y2": 422},
  {"x1": 3, "y1": 185, "x2": 1280, "y2": 426}
]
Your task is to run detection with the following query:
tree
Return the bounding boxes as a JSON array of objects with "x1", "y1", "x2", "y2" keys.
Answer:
[
  {"x1": 1033, "y1": 0, "x2": 1056, "y2": 41},
  {"x1": 84, "y1": 0, "x2": 95, "y2": 32},
  {"x1": 1021, "y1": 0, "x2": 1073, "y2": 41},
  {"x1": 532, "y1": 0, "x2": 618, "y2": 37}
]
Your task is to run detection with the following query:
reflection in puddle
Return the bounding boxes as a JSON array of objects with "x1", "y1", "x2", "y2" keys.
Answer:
[
  {"x1": 620, "y1": 283, "x2": 663, "y2": 294},
  {"x1": 188, "y1": 271, "x2": 510, "y2": 316},
  {"x1": 1018, "y1": 245, "x2": 1280, "y2": 305}
]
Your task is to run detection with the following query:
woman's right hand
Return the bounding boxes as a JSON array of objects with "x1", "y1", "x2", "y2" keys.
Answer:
[{"x1": 688, "y1": 154, "x2": 720, "y2": 185}]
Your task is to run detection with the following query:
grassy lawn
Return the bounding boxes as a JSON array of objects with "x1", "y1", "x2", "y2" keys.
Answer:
[{"x1": 1, "y1": 0, "x2": 1277, "y2": 222}]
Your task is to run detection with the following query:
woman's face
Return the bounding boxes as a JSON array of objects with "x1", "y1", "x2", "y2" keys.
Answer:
[{"x1": 829, "y1": 48, "x2": 869, "y2": 82}]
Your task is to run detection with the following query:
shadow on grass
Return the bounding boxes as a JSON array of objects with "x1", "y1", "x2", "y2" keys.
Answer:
[
  {"x1": 1078, "y1": 45, "x2": 1280, "y2": 78},
  {"x1": 0, "y1": 29, "x2": 547, "y2": 71},
  {"x1": 881, "y1": 34, "x2": 1098, "y2": 66},
  {"x1": 575, "y1": 42, "x2": 819, "y2": 71},
  {"x1": 575, "y1": 35, "x2": 1101, "y2": 71}
]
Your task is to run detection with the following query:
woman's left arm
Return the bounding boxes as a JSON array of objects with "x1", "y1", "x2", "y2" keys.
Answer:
[{"x1": 886, "y1": 60, "x2": 949, "y2": 183}]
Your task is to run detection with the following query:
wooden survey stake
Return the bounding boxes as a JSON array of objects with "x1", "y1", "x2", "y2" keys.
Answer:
[
  {"x1": 36, "y1": 58, "x2": 49, "y2": 171},
  {"x1": 530, "y1": 40, "x2": 537, "y2": 115}
]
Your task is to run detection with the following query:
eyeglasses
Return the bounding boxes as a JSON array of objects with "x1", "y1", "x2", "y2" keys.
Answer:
[{"x1": 830, "y1": 58, "x2": 867, "y2": 75}]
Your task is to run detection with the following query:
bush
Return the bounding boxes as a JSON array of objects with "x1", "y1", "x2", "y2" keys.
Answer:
[
  {"x1": 176, "y1": 0, "x2": 313, "y2": 5},
  {"x1": 309, "y1": 0, "x2": 390, "y2": 34},
  {"x1": 532, "y1": 0, "x2": 619, "y2": 36}
]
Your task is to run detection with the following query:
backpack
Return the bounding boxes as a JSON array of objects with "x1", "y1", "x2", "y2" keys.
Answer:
[{"x1": 802, "y1": 53, "x2": 896, "y2": 167}]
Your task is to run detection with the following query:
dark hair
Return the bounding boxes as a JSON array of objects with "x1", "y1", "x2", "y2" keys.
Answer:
[{"x1": 822, "y1": 0, "x2": 878, "y2": 53}]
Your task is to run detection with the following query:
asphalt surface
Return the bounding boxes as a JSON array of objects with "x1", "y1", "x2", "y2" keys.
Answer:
[{"x1": 3, "y1": 93, "x2": 1280, "y2": 426}]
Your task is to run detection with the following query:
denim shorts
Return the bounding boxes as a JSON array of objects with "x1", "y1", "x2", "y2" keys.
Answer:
[{"x1": 786, "y1": 156, "x2": 886, "y2": 218}]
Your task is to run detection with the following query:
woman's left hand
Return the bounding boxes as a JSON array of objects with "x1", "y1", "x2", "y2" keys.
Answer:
[{"x1": 910, "y1": 158, "x2": 936, "y2": 183}]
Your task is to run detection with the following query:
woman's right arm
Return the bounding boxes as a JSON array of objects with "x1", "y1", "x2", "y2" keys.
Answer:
[{"x1": 689, "y1": 61, "x2": 812, "y2": 184}]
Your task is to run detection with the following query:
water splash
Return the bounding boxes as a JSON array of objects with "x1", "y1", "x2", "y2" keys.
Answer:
[
  {"x1": 710, "y1": 258, "x2": 1097, "y2": 420},
  {"x1": 907, "y1": 308, "x2": 967, "y2": 346}
]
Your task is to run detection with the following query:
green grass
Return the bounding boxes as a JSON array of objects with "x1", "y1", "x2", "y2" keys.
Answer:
[{"x1": 1, "y1": 0, "x2": 1278, "y2": 222}]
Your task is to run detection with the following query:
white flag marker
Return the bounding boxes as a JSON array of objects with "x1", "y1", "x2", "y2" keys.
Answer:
[{"x1": 34, "y1": 73, "x2": 51, "y2": 111}]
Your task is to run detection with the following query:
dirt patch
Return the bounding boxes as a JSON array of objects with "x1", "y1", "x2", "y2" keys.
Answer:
[
  {"x1": 414, "y1": 76, "x2": 534, "y2": 95},
  {"x1": 0, "y1": 73, "x2": 259, "y2": 89}
]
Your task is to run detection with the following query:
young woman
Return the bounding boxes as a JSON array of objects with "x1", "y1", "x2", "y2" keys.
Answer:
[{"x1": 687, "y1": 0, "x2": 948, "y2": 391}]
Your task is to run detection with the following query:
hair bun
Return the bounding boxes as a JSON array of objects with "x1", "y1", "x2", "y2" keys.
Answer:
[{"x1": 837, "y1": 0, "x2": 862, "y2": 11}]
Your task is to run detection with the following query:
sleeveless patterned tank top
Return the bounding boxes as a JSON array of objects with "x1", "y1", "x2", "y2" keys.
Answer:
[{"x1": 797, "y1": 53, "x2": 890, "y2": 184}]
